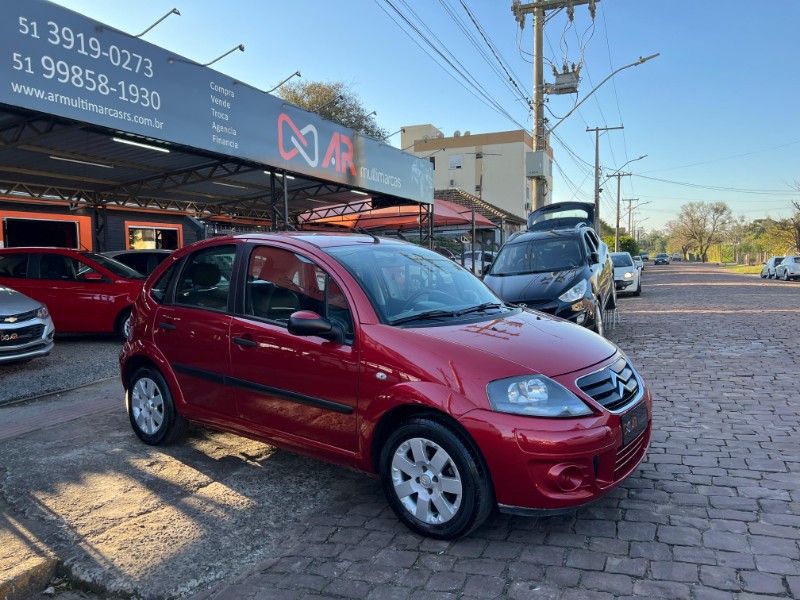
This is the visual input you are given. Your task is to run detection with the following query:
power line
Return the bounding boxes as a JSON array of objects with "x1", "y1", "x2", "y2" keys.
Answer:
[{"x1": 633, "y1": 175, "x2": 798, "y2": 196}]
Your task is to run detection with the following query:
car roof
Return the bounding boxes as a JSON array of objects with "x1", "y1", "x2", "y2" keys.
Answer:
[{"x1": 504, "y1": 228, "x2": 582, "y2": 245}]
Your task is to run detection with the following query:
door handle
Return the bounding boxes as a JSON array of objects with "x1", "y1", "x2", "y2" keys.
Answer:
[
  {"x1": 233, "y1": 336, "x2": 257, "y2": 347},
  {"x1": 157, "y1": 322, "x2": 176, "y2": 331}
]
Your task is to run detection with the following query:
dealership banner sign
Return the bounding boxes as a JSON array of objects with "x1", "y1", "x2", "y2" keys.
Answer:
[{"x1": 0, "y1": 0, "x2": 433, "y2": 203}]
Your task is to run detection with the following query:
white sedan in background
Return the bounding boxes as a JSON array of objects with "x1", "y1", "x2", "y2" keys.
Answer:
[
  {"x1": 775, "y1": 255, "x2": 800, "y2": 281},
  {"x1": 611, "y1": 252, "x2": 641, "y2": 296}
]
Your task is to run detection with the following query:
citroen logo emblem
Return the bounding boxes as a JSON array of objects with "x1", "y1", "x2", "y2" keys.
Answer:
[{"x1": 609, "y1": 372, "x2": 626, "y2": 397}]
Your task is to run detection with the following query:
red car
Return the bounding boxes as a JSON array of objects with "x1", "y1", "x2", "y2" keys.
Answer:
[
  {"x1": 0, "y1": 248, "x2": 146, "y2": 337},
  {"x1": 120, "y1": 233, "x2": 652, "y2": 538}
]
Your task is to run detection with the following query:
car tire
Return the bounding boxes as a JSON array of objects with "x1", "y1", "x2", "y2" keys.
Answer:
[
  {"x1": 607, "y1": 285, "x2": 617, "y2": 310},
  {"x1": 127, "y1": 366, "x2": 187, "y2": 446},
  {"x1": 380, "y1": 417, "x2": 493, "y2": 540},
  {"x1": 634, "y1": 280, "x2": 642, "y2": 296},
  {"x1": 593, "y1": 300, "x2": 604, "y2": 337},
  {"x1": 783, "y1": 271, "x2": 789, "y2": 281},
  {"x1": 116, "y1": 308, "x2": 132, "y2": 339}
]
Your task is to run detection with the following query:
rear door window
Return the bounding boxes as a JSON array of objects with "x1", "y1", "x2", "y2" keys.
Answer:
[{"x1": 175, "y1": 245, "x2": 235, "y2": 311}]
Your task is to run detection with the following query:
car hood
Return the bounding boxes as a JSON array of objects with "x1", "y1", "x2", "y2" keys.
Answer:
[
  {"x1": 0, "y1": 286, "x2": 42, "y2": 316},
  {"x1": 484, "y1": 268, "x2": 584, "y2": 303},
  {"x1": 369, "y1": 308, "x2": 616, "y2": 383}
]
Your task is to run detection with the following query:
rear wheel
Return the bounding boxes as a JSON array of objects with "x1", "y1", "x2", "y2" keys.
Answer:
[
  {"x1": 116, "y1": 308, "x2": 132, "y2": 339},
  {"x1": 127, "y1": 366, "x2": 187, "y2": 445},
  {"x1": 783, "y1": 270, "x2": 789, "y2": 281},
  {"x1": 380, "y1": 417, "x2": 493, "y2": 539}
]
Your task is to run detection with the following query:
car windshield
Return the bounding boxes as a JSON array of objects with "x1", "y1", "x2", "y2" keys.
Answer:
[
  {"x1": 82, "y1": 252, "x2": 146, "y2": 279},
  {"x1": 612, "y1": 254, "x2": 633, "y2": 267},
  {"x1": 325, "y1": 243, "x2": 504, "y2": 325},
  {"x1": 489, "y1": 237, "x2": 584, "y2": 276}
]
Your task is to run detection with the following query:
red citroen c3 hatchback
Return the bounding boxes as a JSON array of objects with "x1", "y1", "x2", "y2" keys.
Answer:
[
  {"x1": 0, "y1": 248, "x2": 146, "y2": 337},
  {"x1": 120, "y1": 233, "x2": 652, "y2": 539}
]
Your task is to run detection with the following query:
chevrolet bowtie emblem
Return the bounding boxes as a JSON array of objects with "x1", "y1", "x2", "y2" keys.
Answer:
[{"x1": 4, "y1": 316, "x2": 18, "y2": 323}]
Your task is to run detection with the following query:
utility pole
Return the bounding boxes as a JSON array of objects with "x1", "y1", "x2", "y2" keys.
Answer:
[
  {"x1": 607, "y1": 172, "x2": 632, "y2": 251},
  {"x1": 513, "y1": 0, "x2": 598, "y2": 212},
  {"x1": 623, "y1": 198, "x2": 638, "y2": 237},
  {"x1": 587, "y1": 125, "x2": 623, "y2": 231}
]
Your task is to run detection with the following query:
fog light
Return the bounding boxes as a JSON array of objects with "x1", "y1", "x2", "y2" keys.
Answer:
[
  {"x1": 576, "y1": 313, "x2": 587, "y2": 325},
  {"x1": 547, "y1": 464, "x2": 586, "y2": 492}
]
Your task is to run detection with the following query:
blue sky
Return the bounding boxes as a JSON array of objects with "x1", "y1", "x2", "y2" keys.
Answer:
[{"x1": 51, "y1": 0, "x2": 800, "y2": 231}]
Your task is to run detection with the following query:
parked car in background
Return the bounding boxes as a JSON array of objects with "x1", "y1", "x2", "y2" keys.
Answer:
[
  {"x1": 611, "y1": 252, "x2": 642, "y2": 296},
  {"x1": 775, "y1": 255, "x2": 800, "y2": 281},
  {"x1": 672, "y1": 253, "x2": 682, "y2": 262},
  {"x1": 121, "y1": 232, "x2": 652, "y2": 539},
  {"x1": 460, "y1": 250, "x2": 495, "y2": 276},
  {"x1": 761, "y1": 256, "x2": 785, "y2": 279},
  {"x1": 484, "y1": 201, "x2": 615, "y2": 336},
  {"x1": 654, "y1": 253, "x2": 670, "y2": 265},
  {"x1": 632, "y1": 255, "x2": 644, "y2": 273},
  {"x1": 640, "y1": 253, "x2": 649, "y2": 261},
  {"x1": 103, "y1": 249, "x2": 173, "y2": 276},
  {"x1": 0, "y1": 286, "x2": 55, "y2": 364},
  {"x1": 0, "y1": 248, "x2": 146, "y2": 337}
]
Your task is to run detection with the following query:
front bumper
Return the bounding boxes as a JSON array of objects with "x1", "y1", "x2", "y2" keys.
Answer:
[
  {"x1": 615, "y1": 279, "x2": 634, "y2": 291},
  {"x1": 0, "y1": 319, "x2": 56, "y2": 364},
  {"x1": 459, "y1": 388, "x2": 652, "y2": 512}
]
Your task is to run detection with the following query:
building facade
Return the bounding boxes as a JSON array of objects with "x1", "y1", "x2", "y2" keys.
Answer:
[{"x1": 402, "y1": 125, "x2": 534, "y2": 222}]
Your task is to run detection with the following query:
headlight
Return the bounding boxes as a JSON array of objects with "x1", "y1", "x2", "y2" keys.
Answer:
[
  {"x1": 624, "y1": 271, "x2": 634, "y2": 279},
  {"x1": 36, "y1": 306, "x2": 49, "y2": 319},
  {"x1": 487, "y1": 375, "x2": 593, "y2": 417},
  {"x1": 558, "y1": 278, "x2": 587, "y2": 303}
]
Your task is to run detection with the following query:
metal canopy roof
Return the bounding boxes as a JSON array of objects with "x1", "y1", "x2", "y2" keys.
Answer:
[{"x1": 0, "y1": 107, "x2": 418, "y2": 226}]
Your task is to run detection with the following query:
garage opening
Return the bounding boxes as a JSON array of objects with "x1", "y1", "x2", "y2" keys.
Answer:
[
  {"x1": 128, "y1": 225, "x2": 181, "y2": 250},
  {"x1": 2, "y1": 217, "x2": 79, "y2": 248}
]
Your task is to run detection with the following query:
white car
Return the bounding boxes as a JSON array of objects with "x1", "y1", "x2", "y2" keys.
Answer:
[
  {"x1": 461, "y1": 250, "x2": 496, "y2": 276},
  {"x1": 0, "y1": 286, "x2": 56, "y2": 364},
  {"x1": 610, "y1": 252, "x2": 641, "y2": 296},
  {"x1": 761, "y1": 256, "x2": 785, "y2": 279},
  {"x1": 632, "y1": 255, "x2": 644, "y2": 273},
  {"x1": 775, "y1": 255, "x2": 800, "y2": 281}
]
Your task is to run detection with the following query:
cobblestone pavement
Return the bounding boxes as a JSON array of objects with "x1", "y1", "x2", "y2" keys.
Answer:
[
  {"x1": 26, "y1": 264, "x2": 800, "y2": 599},
  {"x1": 182, "y1": 264, "x2": 799, "y2": 600}
]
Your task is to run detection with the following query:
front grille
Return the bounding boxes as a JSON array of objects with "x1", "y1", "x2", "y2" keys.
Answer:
[
  {"x1": 0, "y1": 324, "x2": 45, "y2": 347},
  {"x1": 2, "y1": 309, "x2": 38, "y2": 324},
  {"x1": 577, "y1": 357, "x2": 640, "y2": 412}
]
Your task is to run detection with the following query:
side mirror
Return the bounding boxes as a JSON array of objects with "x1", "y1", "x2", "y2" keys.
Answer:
[
  {"x1": 590, "y1": 252, "x2": 600, "y2": 264},
  {"x1": 288, "y1": 310, "x2": 345, "y2": 344}
]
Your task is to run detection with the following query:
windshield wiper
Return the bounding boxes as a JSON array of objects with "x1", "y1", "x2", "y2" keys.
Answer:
[
  {"x1": 390, "y1": 309, "x2": 460, "y2": 326},
  {"x1": 457, "y1": 302, "x2": 505, "y2": 315}
]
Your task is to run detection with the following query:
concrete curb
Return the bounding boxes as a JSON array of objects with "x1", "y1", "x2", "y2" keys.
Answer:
[{"x1": 0, "y1": 555, "x2": 58, "y2": 600}]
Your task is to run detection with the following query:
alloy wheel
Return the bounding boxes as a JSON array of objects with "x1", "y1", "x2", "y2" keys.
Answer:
[
  {"x1": 131, "y1": 377, "x2": 165, "y2": 435},
  {"x1": 390, "y1": 437, "x2": 463, "y2": 525}
]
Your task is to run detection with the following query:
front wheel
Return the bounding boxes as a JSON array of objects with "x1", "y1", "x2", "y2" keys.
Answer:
[
  {"x1": 593, "y1": 300, "x2": 604, "y2": 337},
  {"x1": 634, "y1": 280, "x2": 642, "y2": 296},
  {"x1": 380, "y1": 418, "x2": 493, "y2": 539},
  {"x1": 127, "y1": 367, "x2": 187, "y2": 445}
]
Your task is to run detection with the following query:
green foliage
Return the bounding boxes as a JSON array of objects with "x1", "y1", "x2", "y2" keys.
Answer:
[
  {"x1": 602, "y1": 235, "x2": 639, "y2": 255},
  {"x1": 278, "y1": 81, "x2": 388, "y2": 140}
]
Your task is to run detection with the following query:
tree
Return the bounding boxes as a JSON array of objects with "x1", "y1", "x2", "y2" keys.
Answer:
[
  {"x1": 603, "y1": 235, "x2": 638, "y2": 255},
  {"x1": 790, "y1": 200, "x2": 800, "y2": 252},
  {"x1": 278, "y1": 81, "x2": 388, "y2": 140},
  {"x1": 667, "y1": 201, "x2": 732, "y2": 262}
]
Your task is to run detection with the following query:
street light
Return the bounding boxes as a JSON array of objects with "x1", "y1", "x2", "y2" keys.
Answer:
[
  {"x1": 550, "y1": 54, "x2": 660, "y2": 133},
  {"x1": 604, "y1": 155, "x2": 647, "y2": 251}
]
